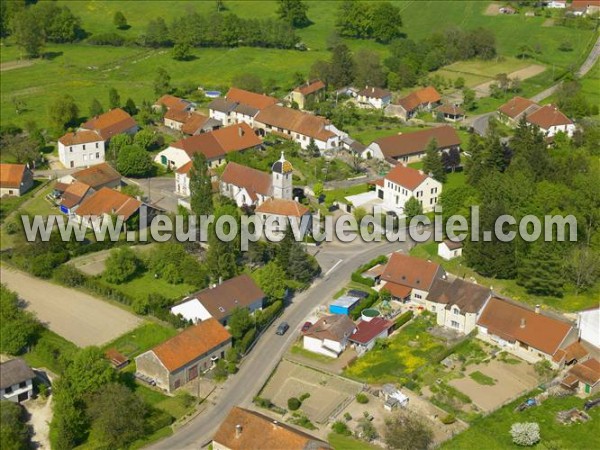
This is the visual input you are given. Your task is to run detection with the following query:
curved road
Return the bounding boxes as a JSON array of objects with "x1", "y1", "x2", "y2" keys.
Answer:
[{"x1": 149, "y1": 238, "x2": 412, "y2": 449}]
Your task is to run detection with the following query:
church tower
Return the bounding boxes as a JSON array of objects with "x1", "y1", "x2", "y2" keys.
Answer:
[{"x1": 271, "y1": 151, "x2": 293, "y2": 200}]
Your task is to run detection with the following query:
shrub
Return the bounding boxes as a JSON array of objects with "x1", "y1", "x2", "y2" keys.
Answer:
[
  {"x1": 88, "y1": 32, "x2": 126, "y2": 46},
  {"x1": 356, "y1": 392, "x2": 369, "y2": 404},
  {"x1": 441, "y1": 413, "x2": 456, "y2": 424},
  {"x1": 510, "y1": 422, "x2": 541, "y2": 446},
  {"x1": 53, "y1": 265, "x2": 87, "y2": 287},
  {"x1": 344, "y1": 412, "x2": 352, "y2": 421},
  {"x1": 253, "y1": 397, "x2": 272, "y2": 409},
  {"x1": 299, "y1": 393, "x2": 311, "y2": 402},
  {"x1": 351, "y1": 271, "x2": 375, "y2": 287},
  {"x1": 238, "y1": 328, "x2": 257, "y2": 354},
  {"x1": 287, "y1": 397, "x2": 301, "y2": 411},
  {"x1": 332, "y1": 420, "x2": 351, "y2": 436},
  {"x1": 394, "y1": 310, "x2": 414, "y2": 327}
]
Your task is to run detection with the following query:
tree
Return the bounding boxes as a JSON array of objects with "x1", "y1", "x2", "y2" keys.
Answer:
[
  {"x1": 0, "y1": 285, "x2": 40, "y2": 355},
  {"x1": 133, "y1": 128, "x2": 157, "y2": 150},
  {"x1": 253, "y1": 262, "x2": 287, "y2": 302},
  {"x1": 189, "y1": 153, "x2": 214, "y2": 217},
  {"x1": 422, "y1": 138, "x2": 446, "y2": 182},
  {"x1": 329, "y1": 44, "x2": 355, "y2": 88},
  {"x1": 231, "y1": 73, "x2": 263, "y2": 93},
  {"x1": 108, "y1": 87, "x2": 120, "y2": 110},
  {"x1": 564, "y1": 246, "x2": 600, "y2": 294},
  {"x1": 113, "y1": 11, "x2": 128, "y2": 29},
  {"x1": 306, "y1": 138, "x2": 320, "y2": 156},
  {"x1": 353, "y1": 49, "x2": 386, "y2": 88},
  {"x1": 0, "y1": 134, "x2": 41, "y2": 165},
  {"x1": 63, "y1": 347, "x2": 116, "y2": 398},
  {"x1": 103, "y1": 247, "x2": 141, "y2": 284},
  {"x1": 228, "y1": 307, "x2": 254, "y2": 340},
  {"x1": 48, "y1": 95, "x2": 79, "y2": 132},
  {"x1": 370, "y1": 1, "x2": 403, "y2": 43},
  {"x1": 454, "y1": 77, "x2": 465, "y2": 89},
  {"x1": 309, "y1": 60, "x2": 332, "y2": 85},
  {"x1": 108, "y1": 133, "x2": 132, "y2": 158},
  {"x1": 87, "y1": 384, "x2": 146, "y2": 448},
  {"x1": 276, "y1": 0, "x2": 310, "y2": 27},
  {"x1": 384, "y1": 412, "x2": 433, "y2": 450},
  {"x1": 404, "y1": 196, "x2": 423, "y2": 222},
  {"x1": 206, "y1": 203, "x2": 240, "y2": 280},
  {"x1": 89, "y1": 98, "x2": 103, "y2": 117},
  {"x1": 124, "y1": 97, "x2": 137, "y2": 115},
  {"x1": 36, "y1": 3, "x2": 82, "y2": 43},
  {"x1": 172, "y1": 41, "x2": 192, "y2": 61},
  {"x1": 145, "y1": 17, "x2": 170, "y2": 47},
  {"x1": 0, "y1": 401, "x2": 30, "y2": 450},
  {"x1": 462, "y1": 87, "x2": 476, "y2": 111},
  {"x1": 116, "y1": 144, "x2": 154, "y2": 177},
  {"x1": 518, "y1": 242, "x2": 564, "y2": 297},
  {"x1": 510, "y1": 422, "x2": 540, "y2": 446},
  {"x1": 154, "y1": 67, "x2": 171, "y2": 96},
  {"x1": 443, "y1": 147, "x2": 461, "y2": 172},
  {"x1": 11, "y1": 8, "x2": 45, "y2": 58}
]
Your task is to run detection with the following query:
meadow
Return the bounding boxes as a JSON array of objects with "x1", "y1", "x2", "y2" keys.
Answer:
[{"x1": 1, "y1": 1, "x2": 597, "y2": 130}]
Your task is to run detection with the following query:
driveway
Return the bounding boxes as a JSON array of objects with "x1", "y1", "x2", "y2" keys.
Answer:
[
  {"x1": 126, "y1": 176, "x2": 180, "y2": 213},
  {"x1": 1, "y1": 267, "x2": 142, "y2": 347}
]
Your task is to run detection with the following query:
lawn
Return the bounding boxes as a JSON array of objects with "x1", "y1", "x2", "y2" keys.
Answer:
[
  {"x1": 324, "y1": 183, "x2": 371, "y2": 206},
  {"x1": 20, "y1": 185, "x2": 59, "y2": 217},
  {"x1": 0, "y1": 179, "x2": 48, "y2": 222},
  {"x1": 409, "y1": 241, "x2": 600, "y2": 313},
  {"x1": 327, "y1": 433, "x2": 381, "y2": 450},
  {"x1": 290, "y1": 341, "x2": 336, "y2": 363},
  {"x1": 101, "y1": 322, "x2": 178, "y2": 358},
  {"x1": 347, "y1": 124, "x2": 433, "y2": 146},
  {"x1": 469, "y1": 370, "x2": 496, "y2": 386},
  {"x1": 2, "y1": 1, "x2": 595, "y2": 130},
  {"x1": 443, "y1": 392, "x2": 600, "y2": 450},
  {"x1": 435, "y1": 57, "x2": 535, "y2": 87},
  {"x1": 22, "y1": 328, "x2": 78, "y2": 374},
  {"x1": 101, "y1": 270, "x2": 196, "y2": 303}
]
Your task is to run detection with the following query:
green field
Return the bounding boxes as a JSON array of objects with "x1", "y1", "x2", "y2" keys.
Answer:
[
  {"x1": 1, "y1": 1, "x2": 596, "y2": 129},
  {"x1": 327, "y1": 433, "x2": 381, "y2": 450},
  {"x1": 435, "y1": 57, "x2": 535, "y2": 87},
  {"x1": 443, "y1": 392, "x2": 600, "y2": 450},
  {"x1": 102, "y1": 322, "x2": 177, "y2": 358},
  {"x1": 102, "y1": 270, "x2": 196, "y2": 303}
]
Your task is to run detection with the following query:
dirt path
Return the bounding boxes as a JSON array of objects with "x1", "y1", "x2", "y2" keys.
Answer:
[
  {"x1": 0, "y1": 59, "x2": 35, "y2": 72},
  {"x1": 1, "y1": 267, "x2": 141, "y2": 346},
  {"x1": 27, "y1": 396, "x2": 52, "y2": 449},
  {"x1": 473, "y1": 64, "x2": 546, "y2": 98}
]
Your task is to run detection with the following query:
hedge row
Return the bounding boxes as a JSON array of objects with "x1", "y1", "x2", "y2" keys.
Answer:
[
  {"x1": 350, "y1": 255, "x2": 388, "y2": 287},
  {"x1": 350, "y1": 291, "x2": 379, "y2": 320},
  {"x1": 394, "y1": 310, "x2": 414, "y2": 328}
]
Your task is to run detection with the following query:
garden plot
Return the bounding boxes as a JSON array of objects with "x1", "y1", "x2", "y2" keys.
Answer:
[{"x1": 260, "y1": 360, "x2": 363, "y2": 423}]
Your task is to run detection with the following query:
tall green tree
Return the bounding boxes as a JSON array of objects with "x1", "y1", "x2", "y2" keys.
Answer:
[
  {"x1": 252, "y1": 261, "x2": 287, "y2": 302},
  {"x1": 0, "y1": 284, "x2": 40, "y2": 355},
  {"x1": 124, "y1": 97, "x2": 137, "y2": 115},
  {"x1": 116, "y1": 144, "x2": 154, "y2": 177},
  {"x1": 518, "y1": 242, "x2": 565, "y2": 297},
  {"x1": 465, "y1": 133, "x2": 486, "y2": 186},
  {"x1": 227, "y1": 307, "x2": 254, "y2": 340},
  {"x1": 422, "y1": 138, "x2": 446, "y2": 182},
  {"x1": 384, "y1": 412, "x2": 433, "y2": 450},
  {"x1": 189, "y1": 153, "x2": 214, "y2": 217},
  {"x1": 206, "y1": 203, "x2": 240, "y2": 280},
  {"x1": 276, "y1": 0, "x2": 309, "y2": 27},
  {"x1": 329, "y1": 44, "x2": 355, "y2": 88},
  {"x1": 404, "y1": 196, "x2": 423, "y2": 222},
  {"x1": 11, "y1": 8, "x2": 44, "y2": 57},
  {"x1": 353, "y1": 49, "x2": 386, "y2": 88},
  {"x1": 103, "y1": 247, "x2": 140, "y2": 284},
  {"x1": 154, "y1": 67, "x2": 171, "y2": 96},
  {"x1": 89, "y1": 98, "x2": 103, "y2": 117},
  {"x1": 108, "y1": 87, "x2": 120, "y2": 110},
  {"x1": 370, "y1": 1, "x2": 403, "y2": 43},
  {"x1": 113, "y1": 11, "x2": 128, "y2": 29},
  {"x1": 48, "y1": 94, "x2": 79, "y2": 132},
  {"x1": 0, "y1": 401, "x2": 30, "y2": 450}
]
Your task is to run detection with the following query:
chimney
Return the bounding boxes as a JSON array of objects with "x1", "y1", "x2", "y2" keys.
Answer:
[
  {"x1": 235, "y1": 424, "x2": 242, "y2": 438},
  {"x1": 371, "y1": 87, "x2": 375, "y2": 93},
  {"x1": 238, "y1": 126, "x2": 243, "y2": 137},
  {"x1": 272, "y1": 420, "x2": 279, "y2": 430},
  {"x1": 219, "y1": 276, "x2": 223, "y2": 285},
  {"x1": 535, "y1": 304, "x2": 540, "y2": 314},
  {"x1": 520, "y1": 318, "x2": 526, "y2": 329},
  {"x1": 418, "y1": 169, "x2": 424, "y2": 175}
]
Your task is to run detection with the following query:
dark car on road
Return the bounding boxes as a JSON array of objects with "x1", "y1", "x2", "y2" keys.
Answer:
[
  {"x1": 276, "y1": 322, "x2": 289, "y2": 335},
  {"x1": 301, "y1": 321, "x2": 312, "y2": 333}
]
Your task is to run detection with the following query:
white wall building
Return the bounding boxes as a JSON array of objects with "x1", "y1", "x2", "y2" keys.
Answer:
[
  {"x1": 0, "y1": 359, "x2": 35, "y2": 403},
  {"x1": 58, "y1": 130, "x2": 105, "y2": 169},
  {"x1": 577, "y1": 307, "x2": 600, "y2": 348},
  {"x1": 438, "y1": 240, "x2": 463, "y2": 260},
  {"x1": 303, "y1": 315, "x2": 357, "y2": 358}
]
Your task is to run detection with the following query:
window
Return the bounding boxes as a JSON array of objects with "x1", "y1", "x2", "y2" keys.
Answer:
[
  {"x1": 69, "y1": 147, "x2": 73, "y2": 153},
  {"x1": 19, "y1": 381, "x2": 27, "y2": 388},
  {"x1": 96, "y1": 152, "x2": 100, "y2": 159},
  {"x1": 453, "y1": 308, "x2": 460, "y2": 315},
  {"x1": 83, "y1": 144, "x2": 86, "y2": 150},
  {"x1": 95, "y1": 142, "x2": 99, "y2": 149},
  {"x1": 5, "y1": 386, "x2": 12, "y2": 394},
  {"x1": 451, "y1": 320, "x2": 460, "y2": 328},
  {"x1": 414, "y1": 293, "x2": 422, "y2": 299}
]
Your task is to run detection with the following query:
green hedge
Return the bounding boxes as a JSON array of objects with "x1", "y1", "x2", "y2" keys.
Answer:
[
  {"x1": 394, "y1": 310, "x2": 414, "y2": 327},
  {"x1": 350, "y1": 272, "x2": 375, "y2": 287},
  {"x1": 350, "y1": 255, "x2": 388, "y2": 288},
  {"x1": 350, "y1": 291, "x2": 379, "y2": 320}
]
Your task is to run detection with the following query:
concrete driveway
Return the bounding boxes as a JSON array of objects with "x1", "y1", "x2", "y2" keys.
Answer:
[{"x1": 126, "y1": 176, "x2": 180, "y2": 212}]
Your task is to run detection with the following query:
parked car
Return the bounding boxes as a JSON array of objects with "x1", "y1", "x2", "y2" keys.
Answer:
[
  {"x1": 276, "y1": 322, "x2": 289, "y2": 335},
  {"x1": 301, "y1": 321, "x2": 312, "y2": 332}
]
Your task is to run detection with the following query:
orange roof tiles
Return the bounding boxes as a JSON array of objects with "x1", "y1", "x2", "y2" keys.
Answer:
[
  {"x1": 567, "y1": 358, "x2": 600, "y2": 386},
  {"x1": 71, "y1": 163, "x2": 121, "y2": 189},
  {"x1": 294, "y1": 80, "x2": 326, "y2": 96},
  {"x1": 181, "y1": 113, "x2": 210, "y2": 135},
  {"x1": 350, "y1": 317, "x2": 393, "y2": 344},
  {"x1": 154, "y1": 94, "x2": 190, "y2": 111},
  {"x1": 61, "y1": 181, "x2": 92, "y2": 208},
  {"x1": 76, "y1": 187, "x2": 141, "y2": 220},
  {"x1": 255, "y1": 198, "x2": 309, "y2": 218},
  {"x1": 381, "y1": 253, "x2": 444, "y2": 291},
  {"x1": 397, "y1": 86, "x2": 441, "y2": 112},
  {"x1": 497, "y1": 96, "x2": 539, "y2": 119},
  {"x1": 436, "y1": 104, "x2": 465, "y2": 116},
  {"x1": 385, "y1": 164, "x2": 429, "y2": 190},
  {"x1": 213, "y1": 407, "x2": 330, "y2": 450},
  {"x1": 0, "y1": 163, "x2": 28, "y2": 189},
  {"x1": 58, "y1": 130, "x2": 103, "y2": 146},
  {"x1": 221, "y1": 162, "x2": 272, "y2": 201},
  {"x1": 374, "y1": 126, "x2": 460, "y2": 159},
  {"x1": 152, "y1": 318, "x2": 231, "y2": 372},
  {"x1": 256, "y1": 105, "x2": 336, "y2": 142},
  {"x1": 304, "y1": 314, "x2": 356, "y2": 342},
  {"x1": 527, "y1": 105, "x2": 573, "y2": 129},
  {"x1": 226, "y1": 87, "x2": 278, "y2": 111},
  {"x1": 171, "y1": 123, "x2": 262, "y2": 160},
  {"x1": 477, "y1": 297, "x2": 573, "y2": 356},
  {"x1": 81, "y1": 108, "x2": 137, "y2": 141}
]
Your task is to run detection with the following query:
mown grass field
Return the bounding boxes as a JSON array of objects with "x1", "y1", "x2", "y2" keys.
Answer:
[{"x1": 1, "y1": 1, "x2": 596, "y2": 129}]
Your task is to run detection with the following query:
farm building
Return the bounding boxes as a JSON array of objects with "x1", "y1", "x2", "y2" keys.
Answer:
[
  {"x1": 0, "y1": 163, "x2": 34, "y2": 197},
  {"x1": 438, "y1": 239, "x2": 463, "y2": 260}
]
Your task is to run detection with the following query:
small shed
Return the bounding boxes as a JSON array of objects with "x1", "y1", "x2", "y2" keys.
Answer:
[
  {"x1": 438, "y1": 239, "x2": 463, "y2": 260},
  {"x1": 329, "y1": 296, "x2": 361, "y2": 315},
  {"x1": 381, "y1": 383, "x2": 409, "y2": 410}
]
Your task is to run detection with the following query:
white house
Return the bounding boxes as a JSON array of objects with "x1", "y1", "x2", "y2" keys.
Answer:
[
  {"x1": 438, "y1": 239, "x2": 463, "y2": 260},
  {"x1": 303, "y1": 315, "x2": 357, "y2": 358},
  {"x1": 375, "y1": 164, "x2": 442, "y2": 215},
  {"x1": 0, "y1": 163, "x2": 34, "y2": 197},
  {"x1": 577, "y1": 306, "x2": 600, "y2": 348},
  {"x1": 526, "y1": 105, "x2": 576, "y2": 138},
  {"x1": 356, "y1": 86, "x2": 392, "y2": 109},
  {"x1": 208, "y1": 87, "x2": 279, "y2": 127},
  {"x1": 349, "y1": 317, "x2": 394, "y2": 354},
  {"x1": 0, "y1": 359, "x2": 35, "y2": 403},
  {"x1": 547, "y1": 0, "x2": 566, "y2": 8},
  {"x1": 58, "y1": 130, "x2": 105, "y2": 169},
  {"x1": 80, "y1": 108, "x2": 138, "y2": 142}
]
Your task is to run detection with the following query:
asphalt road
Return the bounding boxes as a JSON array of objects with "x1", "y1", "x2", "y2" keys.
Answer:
[{"x1": 149, "y1": 238, "x2": 412, "y2": 449}]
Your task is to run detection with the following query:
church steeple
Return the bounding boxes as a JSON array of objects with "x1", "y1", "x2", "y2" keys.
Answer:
[{"x1": 271, "y1": 151, "x2": 293, "y2": 200}]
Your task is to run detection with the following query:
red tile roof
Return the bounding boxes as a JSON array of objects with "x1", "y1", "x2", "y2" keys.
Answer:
[
  {"x1": 255, "y1": 198, "x2": 310, "y2": 218},
  {"x1": 0, "y1": 163, "x2": 28, "y2": 189},
  {"x1": 527, "y1": 105, "x2": 573, "y2": 129},
  {"x1": 221, "y1": 162, "x2": 272, "y2": 201},
  {"x1": 381, "y1": 253, "x2": 444, "y2": 291},
  {"x1": 358, "y1": 86, "x2": 392, "y2": 99},
  {"x1": 256, "y1": 105, "x2": 336, "y2": 142},
  {"x1": 226, "y1": 87, "x2": 278, "y2": 110},
  {"x1": 304, "y1": 314, "x2": 356, "y2": 342},
  {"x1": 61, "y1": 181, "x2": 92, "y2": 208},
  {"x1": 350, "y1": 317, "x2": 393, "y2": 344},
  {"x1": 436, "y1": 104, "x2": 465, "y2": 116},
  {"x1": 58, "y1": 130, "x2": 103, "y2": 146},
  {"x1": 181, "y1": 113, "x2": 210, "y2": 135},
  {"x1": 76, "y1": 187, "x2": 141, "y2": 220},
  {"x1": 171, "y1": 123, "x2": 261, "y2": 160},
  {"x1": 568, "y1": 358, "x2": 600, "y2": 386},
  {"x1": 397, "y1": 86, "x2": 441, "y2": 112},
  {"x1": 571, "y1": 0, "x2": 600, "y2": 10},
  {"x1": 294, "y1": 80, "x2": 326, "y2": 96},
  {"x1": 71, "y1": 163, "x2": 121, "y2": 189},
  {"x1": 477, "y1": 297, "x2": 573, "y2": 356},
  {"x1": 373, "y1": 126, "x2": 460, "y2": 159},
  {"x1": 152, "y1": 318, "x2": 231, "y2": 372},
  {"x1": 154, "y1": 94, "x2": 189, "y2": 111},
  {"x1": 381, "y1": 281, "x2": 412, "y2": 299},
  {"x1": 497, "y1": 96, "x2": 539, "y2": 119},
  {"x1": 213, "y1": 407, "x2": 330, "y2": 450},
  {"x1": 384, "y1": 164, "x2": 429, "y2": 190},
  {"x1": 81, "y1": 108, "x2": 137, "y2": 141}
]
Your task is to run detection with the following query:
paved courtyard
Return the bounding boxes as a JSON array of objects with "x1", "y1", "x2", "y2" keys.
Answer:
[{"x1": 2, "y1": 268, "x2": 142, "y2": 347}]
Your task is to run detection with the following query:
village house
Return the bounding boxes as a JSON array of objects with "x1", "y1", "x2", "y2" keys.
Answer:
[
  {"x1": 526, "y1": 104, "x2": 576, "y2": 137},
  {"x1": 58, "y1": 181, "x2": 94, "y2": 215},
  {"x1": 427, "y1": 278, "x2": 492, "y2": 334},
  {"x1": 212, "y1": 406, "x2": 331, "y2": 450},
  {"x1": 174, "y1": 161, "x2": 218, "y2": 197},
  {"x1": 135, "y1": 318, "x2": 231, "y2": 393},
  {"x1": 286, "y1": 80, "x2": 326, "y2": 110},
  {"x1": 374, "y1": 164, "x2": 442, "y2": 215},
  {"x1": 255, "y1": 198, "x2": 311, "y2": 233},
  {"x1": 562, "y1": 358, "x2": 600, "y2": 396},
  {"x1": 547, "y1": 0, "x2": 567, "y2": 8},
  {"x1": 438, "y1": 239, "x2": 463, "y2": 260},
  {"x1": 356, "y1": 86, "x2": 392, "y2": 109},
  {"x1": 0, "y1": 163, "x2": 34, "y2": 197},
  {"x1": 476, "y1": 297, "x2": 576, "y2": 367},
  {"x1": 435, "y1": 104, "x2": 466, "y2": 122},
  {"x1": 80, "y1": 108, "x2": 138, "y2": 142},
  {"x1": 155, "y1": 123, "x2": 262, "y2": 170},
  {"x1": 341, "y1": 136, "x2": 367, "y2": 155},
  {"x1": 208, "y1": 88, "x2": 279, "y2": 127},
  {"x1": 57, "y1": 130, "x2": 105, "y2": 168},
  {"x1": 254, "y1": 105, "x2": 345, "y2": 151},
  {"x1": 497, "y1": 96, "x2": 541, "y2": 125},
  {"x1": 569, "y1": 0, "x2": 600, "y2": 15},
  {"x1": 164, "y1": 109, "x2": 220, "y2": 133},
  {"x1": 386, "y1": 86, "x2": 442, "y2": 121},
  {"x1": 152, "y1": 94, "x2": 194, "y2": 113},
  {"x1": 577, "y1": 306, "x2": 600, "y2": 348},
  {"x1": 74, "y1": 187, "x2": 142, "y2": 231},
  {"x1": 349, "y1": 317, "x2": 394, "y2": 354},
  {"x1": 379, "y1": 252, "x2": 447, "y2": 307},
  {"x1": 303, "y1": 314, "x2": 357, "y2": 358},
  {"x1": 0, "y1": 359, "x2": 35, "y2": 403},
  {"x1": 362, "y1": 126, "x2": 461, "y2": 163},
  {"x1": 60, "y1": 162, "x2": 122, "y2": 191},
  {"x1": 171, "y1": 274, "x2": 265, "y2": 326}
]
